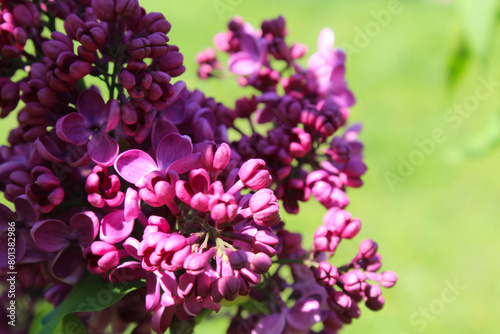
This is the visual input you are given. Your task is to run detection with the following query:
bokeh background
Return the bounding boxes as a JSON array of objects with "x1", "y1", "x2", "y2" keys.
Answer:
[{"x1": 2, "y1": 0, "x2": 500, "y2": 333}]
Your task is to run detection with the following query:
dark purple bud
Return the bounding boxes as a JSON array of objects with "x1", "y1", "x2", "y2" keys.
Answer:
[
  {"x1": 148, "y1": 32, "x2": 169, "y2": 57},
  {"x1": 227, "y1": 249, "x2": 248, "y2": 270},
  {"x1": 365, "y1": 295, "x2": 385, "y2": 311},
  {"x1": 138, "y1": 12, "x2": 171, "y2": 34},
  {"x1": 235, "y1": 95, "x2": 258, "y2": 118},
  {"x1": 129, "y1": 38, "x2": 151, "y2": 60},
  {"x1": 91, "y1": 0, "x2": 116, "y2": 22},
  {"x1": 365, "y1": 283, "x2": 382, "y2": 299},
  {"x1": 250, "y1": 252, "x2": 272, "y2": 274},
  {"x1": 64, "y1": 14, "x2": 85, "y2": 40},
  {"x1": 42, "y1": 32, "x2": 73, "y2": 61},
  {"x1": 116, "y1": 0, "x2": 139, "y2": 17},
  {"x1": 154, "y1": 48, "x2": 185, "y2": 77},
  {"x1": 327, "y1": 291, "x2": 352, "y2": 312},
  {"x1": 211, "y1": 276, "x2": 240, "y2": 302},
  {"x1": 76, "y1": 22, "x2": 107, "y2": 52}
]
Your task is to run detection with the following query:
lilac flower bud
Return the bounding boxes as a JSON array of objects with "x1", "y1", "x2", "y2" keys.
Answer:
[
  {"x1": 227, "y1": 249, "x2": 248, "y2": 270},
  {"x1": 314, "y1": 261, "x2": 339, "y2": 287},
  {"x1": 129, "y1": 37, "x2": 151, "y2": 60},
  {"x1": 211, "y1": 276, "x2": 240, "y2": 302},
  {"x1": 85, "y1": 166, "x2": 124, "y2": 208},
  {"x1": 209, "y1": 193, "x2": 238, "y2": 226},
  {"x1": 0, "y1": 78, "x2": 20, "y2": 118},
  {"x1": 116, "y1": 0, "x2": 139, "y2": 17},
  {"x1": 86, "y1": 241, "x2": 120, "y2": 274},
  {"x1": 235, "y1": 96, "x2": 258, "y2": 118},
  {"x1": 341, "y1": 270, "x2": 367, "y2": 293},
  {"x1": 42, "y1": 32, "x2": 73, "y2": 61},
  {"x1": 313, "y1": 225, "x2": 340, "y2": 253},
  {"x1": 364, "y1": 283, "x2": 382, "y2": 299},
  {"x1": 26, "y1": 166, "x2": 64, "y2": 213},
  {"x1": 76, "y1": 21, "x2": 107, "y2": 52},
  {"x1": 380, "y1": 271, "x2": 398, "y2": 288},
  {"x1": 261, "y1": 16, "x2": 286, "y2": 37},
  {"x1": 154, "y1": 47, "x2": 185, "y2": 77},
  {"x1": 148, "y1": 32, "x2": 169, "y2": 57},
  {"x1": 147, "y1": 215, "x2": 171, "y2": 234},
  {"x1": 249, "y1": 189, "x2": 280, "y2": 227},
  {"x1": 238, "y1": 159, "x2": 271, "y2": 190},
  {"x1": 200, "y1": 142, "x2": 231, "y2": 171},
  {"x1": 365, "y1": 294, "x2": 385, "y2": 311},
  {"x1": 290, "y1": 43, "x2": 307, "y2": 59},
  {"x1": 359, "y1": 239, "x2": 378, "y2": 258},
  {"x1": 340, "y1": 218, "x2": 361, "y2": 239},
  {"x1": 12, "y1": 3, "x2": 40, "y2": 28},
  {"x1": 64, "y1": 14, "x2": 85, "y2": 40},
  {"x1": 362, "y1": 254, "x2": 382, "y2": 272},
  {"x1": 91, "y1": 0, "x2": 116, "y2": 22},
  {"x1": 327, "y1": 291, "x2": 352, "y2": 312},
  {"x1": 323, "y1": 311, "x2": 343, "y2": 331},
  {"x1": 138, "y1": 12, "x2": 171, "y2": 34},
  {"x1": 184, "y1": 249, "x2": 215, "y2": 276},
  {"x1": 250, "y1": 252, "x2": 272, "y2": 274},
  {"x1": 253, "y1": 229, "x2": 279, "y2": 257}
]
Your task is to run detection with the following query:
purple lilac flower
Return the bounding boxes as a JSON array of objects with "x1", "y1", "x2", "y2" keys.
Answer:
[{"x1": 0, "y1": 4, "x2": 398, "y2": 333}]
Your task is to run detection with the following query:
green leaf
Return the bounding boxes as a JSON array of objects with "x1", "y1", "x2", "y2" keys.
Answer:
[
  {"x1": 53, "y1": 313, "x2": 86, "y2": 334},
  {"x1": 29, "y1": 301, "x2": 54, "y2": 334},
  {"x1": 447, "y1": 31, "x2": 471, "y2": 87},
  {"x1": 456, "y1": 0, "x2": 498, "y2": 61},
  {"x1": 36, "y1": 274, "x2": 145, "y2": 334}
]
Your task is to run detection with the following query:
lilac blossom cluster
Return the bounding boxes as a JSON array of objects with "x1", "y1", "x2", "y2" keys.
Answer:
[{"x1": 0, "y1": 1, "x2": 396, "y2": 333}]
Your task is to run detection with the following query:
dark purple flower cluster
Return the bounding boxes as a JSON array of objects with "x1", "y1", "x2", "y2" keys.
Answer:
[{"x1": 0, "y1": 2, "x2": 396, "y2": 333}]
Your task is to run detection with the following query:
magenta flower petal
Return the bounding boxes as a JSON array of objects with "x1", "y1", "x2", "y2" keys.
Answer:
[
  {"x1": 151, "y1": 305, "x2": 174, "y2": 334},
  {"x1": 51, "y1": 246, "x2": 85, "y2": 285},
  {"x1": 240, "y1": 33, "x2": 262, "y2": 57},
  {"x1": 70, "y1": 211, "x2": 99, "y2": 247},
  {"x1": 124, "y1": 188, "x2": 140, "y2": 222},
  {"x1": 156, "y1": 133, "x2": 193, "y2": 170},
  {"x1": 253, "y1": 313, "x2": 286, "y2": 334},
  {"x1": 152, "y1": 118, "x2": 178, "y2": 152},
  {"x1": 228, "y1": 52, "x2": 260, "y2": 76},
  {"x1": 56, "y1": 113, "x2": 91, "y2": 145},
  {"x1": 76, "y1": 89, "x2": 106, "y2": 124},
  {"x1": 146, "y1": 273, "x2": 161, "y2": 311},
  {"x1": 114, "y1": 149, "x2": 158, "y2": 185},
  {"x1": 110, "y1": 261, "x2": 148, "y2": 282},
  {"x1": 106, "y1": 99, "x2": 120, "y2": 132},
  {"x1": 318, "y1": 28, "x2": 335, "y2": 56},
  {"x1": 123, "y1": 237, "x2": 142, "y2": 260},
  {"x1": 88, "y1": 132, "x2": 119, "y2": 167},
  {"x1": 286, "y1": 296, "x2": 322, "y2": 331},
  {"x1": 0, "y1": 204, "x2": 16, "y2": 227},
  {"x1": 167, "y1": 153, "x2": 202, "y2": 175},
  {"x1": 14, "y1": 195, "x2": 38, "y2": 223},
  {"x1": 31, "y1": 219, "x2": 70, "y2": 252},
  {"x1": 100, "y1": 211, "x2": 135, "y2": 244}
]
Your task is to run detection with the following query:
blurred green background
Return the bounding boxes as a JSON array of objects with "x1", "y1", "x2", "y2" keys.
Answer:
[{"x1": 3, "y1": 0, "x2": 500, "y2": 333}]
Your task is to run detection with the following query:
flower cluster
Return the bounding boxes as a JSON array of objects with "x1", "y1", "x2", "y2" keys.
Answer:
[{"x1": 0, "y1": 1, "x2": 396, "y2": 333}]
